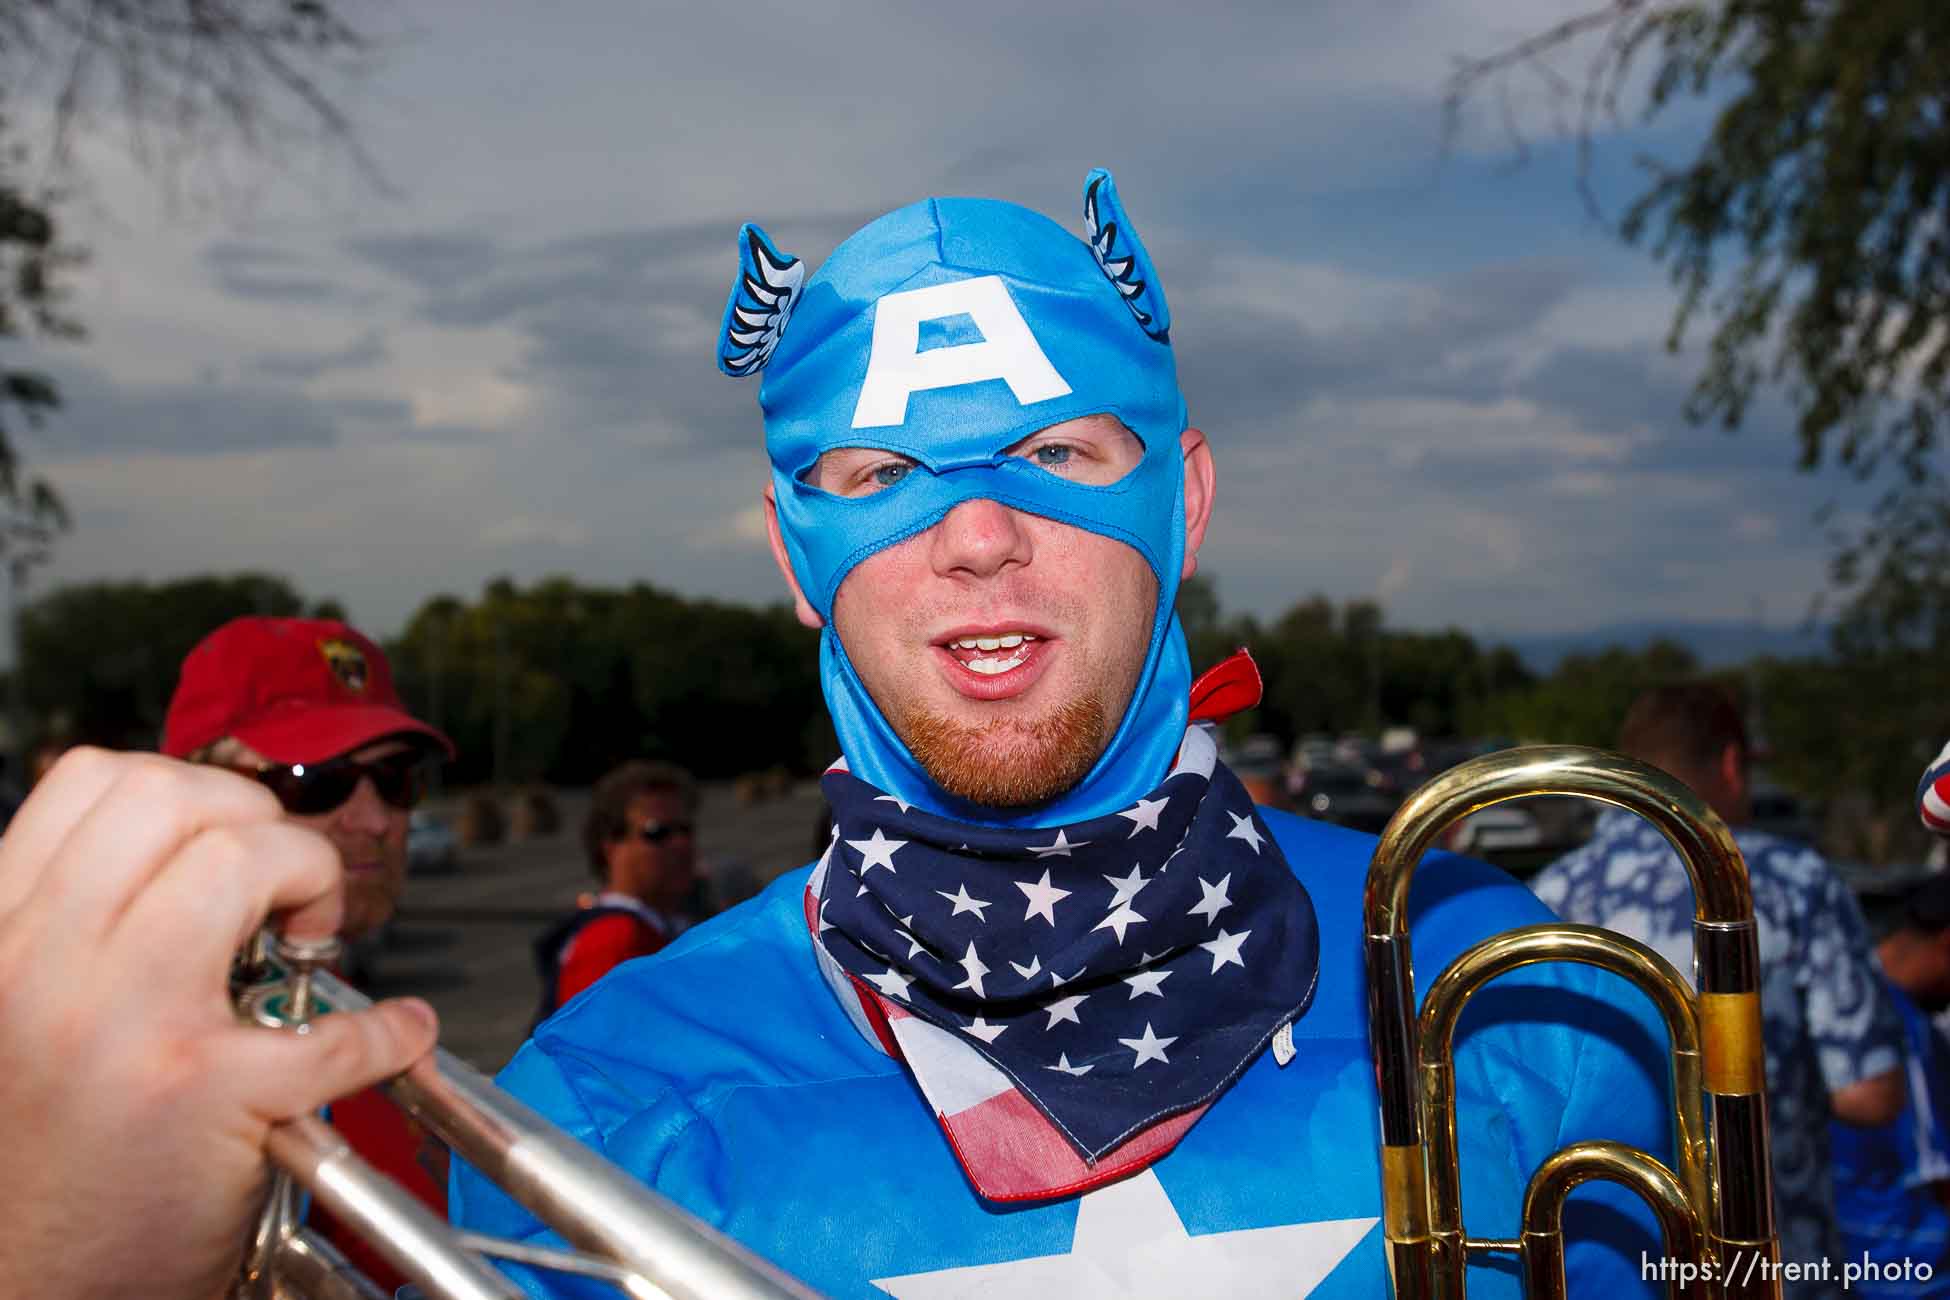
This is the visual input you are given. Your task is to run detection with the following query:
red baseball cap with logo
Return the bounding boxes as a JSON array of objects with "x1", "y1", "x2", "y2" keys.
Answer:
[{"x1": 162, "y1": 616, "x2": 455, "y2": 765}]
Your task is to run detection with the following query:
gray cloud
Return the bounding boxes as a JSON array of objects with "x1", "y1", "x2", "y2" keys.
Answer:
[
  {"x1": 340, "y1": 231, "x2": 503, "y2": 294},
  {"x1": 36, "y1": 361, "x2": 409, "y2": 457},
  {"x1": 203, "y1": 240, "x2": 352, "y2": 305},
  {"x1": 249, "y1": 330, "x2": 390, "y2": 380}
]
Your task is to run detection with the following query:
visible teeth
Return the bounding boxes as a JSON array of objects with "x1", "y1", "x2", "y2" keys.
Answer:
[
  {"x1": 951, "y1": 633, "x2": 1037, "y2": 650},
  {"x1": 967, "y1": 652, "x2": 1030, "y2": 675}
]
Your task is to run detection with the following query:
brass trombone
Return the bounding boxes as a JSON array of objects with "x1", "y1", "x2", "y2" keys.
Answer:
[
  {"x1": 1364, "y1": 745, "x2": 1780, "y2": 1298},
  {"x1": 232, "y1": 938, "x2": 823, "y2": 1300}
]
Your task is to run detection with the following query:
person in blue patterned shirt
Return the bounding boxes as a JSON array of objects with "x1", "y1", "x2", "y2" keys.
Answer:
[
  {"x1": 1831, "y1": 875, "x2": 1950, "y2": 1298},
  {"x1": 1532, "y1": 681, "x2": 1905, "y2": 1295}
]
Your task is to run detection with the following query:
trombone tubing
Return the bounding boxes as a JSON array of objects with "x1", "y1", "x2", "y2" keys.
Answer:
[
  {"x1": 1362, "y1": 745, "x2": 1775, "y2": 1293},
  {"x1": 303, "y1": 969, "x2": 822, "y2": 1300}
]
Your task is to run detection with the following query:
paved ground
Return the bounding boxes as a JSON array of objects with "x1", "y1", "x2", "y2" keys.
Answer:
[{"x1": 365, "y1": 780, "x2": 829, "y2": 1074}]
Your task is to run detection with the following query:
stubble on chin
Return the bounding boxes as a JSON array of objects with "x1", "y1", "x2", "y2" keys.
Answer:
[
  {"x1": 340, "y1": 865, "x2": 404, "y2": 942},
  {"x1": 895, "y1": 691, "x2": 1111, "y2": 808}
]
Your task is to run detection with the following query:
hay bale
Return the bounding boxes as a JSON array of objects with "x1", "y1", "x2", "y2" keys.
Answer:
[
  {"x1": 457, "y1": 792, "x2": 505, "y2": 846},
  {"x1": 509, "y1": 787, "x2": 561, "y2": 839}
]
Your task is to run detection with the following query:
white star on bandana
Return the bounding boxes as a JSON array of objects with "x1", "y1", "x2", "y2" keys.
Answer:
[
  {"x1": 1118, "y1": 796, "x2": 1169, "y2": 836},
  {"x1": 849, "y1": 828, "x2": 909, "y2": 874}
]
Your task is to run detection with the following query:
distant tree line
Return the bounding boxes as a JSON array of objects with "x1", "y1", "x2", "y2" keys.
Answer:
[
  {"x1": 10, "y1": 572, "x2": 828, "y2": 787},
  {"x1": 384, "y1": 577, "x2": 828, "y2": 786},
  {"x1": 11, "y1": 569, "x2": 1947, "y2": 862}
]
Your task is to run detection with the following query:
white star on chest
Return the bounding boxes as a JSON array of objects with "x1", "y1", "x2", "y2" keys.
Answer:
[
  {"x1": 848, "y1": 828, "x2": 909, "y2": 874},
  {"x1": 1029, "y1": 829, "x2": 1091, "y2": 858},
  {"x1": 936, "y1": 883, "x2": 993, "y2": 921},
  {"x1": 874, "y1": 794, "x2": 914, "y2": 813},
  {"x1": 869, "y1": 1167, "x2": 1377, "y2": 1298},
  {"x1": 1224, "y1": 811, "x2": 1266, "y2": 854},
  {"x1": 1118, "y1": 796, "x2": 1169, "y2": 837},
  {"x1": 1015, "y1": 870, "x2": 1072, "y2": 924}
]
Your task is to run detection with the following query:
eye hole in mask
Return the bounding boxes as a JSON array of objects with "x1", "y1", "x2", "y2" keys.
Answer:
[{"x1": 805, "y1": 415, "x2": 1147, "y2": 500}]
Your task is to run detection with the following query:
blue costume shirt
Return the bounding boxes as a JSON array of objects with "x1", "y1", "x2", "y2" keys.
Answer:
[{"x1": 453, "y1": 810, "x2": 1671, "y2": 1298}]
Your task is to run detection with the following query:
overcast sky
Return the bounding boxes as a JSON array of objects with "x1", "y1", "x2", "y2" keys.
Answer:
[{"x1": 10, "y1": 0, "x2": 1873, "y2": 643}]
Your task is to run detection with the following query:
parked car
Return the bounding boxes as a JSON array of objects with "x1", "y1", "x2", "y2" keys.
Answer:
[
  {"x1": 407, "y1": 808, "x2": 460, "y2": 872},
  {"x1": 1292, "y1": 765, "x2": 1401, "y2": 834},
  {"x1": 1448, "y1": 805, "x2": 1544, "y2": 856},
  {"x1": 1229, "y1": 733, "x2": 1289, "y2": 809}
]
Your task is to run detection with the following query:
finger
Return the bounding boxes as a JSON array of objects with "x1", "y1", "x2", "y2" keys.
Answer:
[
  {"x1": 0, "y1": 746, "x2": 127, "y2": 916},
  {"x1": 123, "y1": 819, "x2": 347, "y2": 994},
  {"x1": 229, "y1": 997, "x2": 439, "y2": 1121},
  {"x1": 37, "y1": 755, "x2": 286, "y2": 941}
]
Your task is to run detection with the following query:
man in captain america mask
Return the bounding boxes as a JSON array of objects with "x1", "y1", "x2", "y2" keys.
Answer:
[{"x1": 452, "y1": 171, "x2": 1671, "y2": 1298}]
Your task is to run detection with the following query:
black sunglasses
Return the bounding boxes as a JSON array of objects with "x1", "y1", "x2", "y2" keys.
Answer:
[
  {"x1": 251, "y1": 750, "x2": 425, "y2": 816},
  {"x1": 636, "y1": 818, "x2": 695, "y2": 845}
]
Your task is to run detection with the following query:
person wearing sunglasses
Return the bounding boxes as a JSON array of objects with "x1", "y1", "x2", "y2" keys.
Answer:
[
  {"x1": 530, "y1": 759, "x2": 698, "y2": 1030},
  {"x1": 160, "y1": 613, "x2": 455, "y2": 1298}
]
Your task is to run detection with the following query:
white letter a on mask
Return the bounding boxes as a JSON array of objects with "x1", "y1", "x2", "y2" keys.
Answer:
[{"x1": 851, "y1": 276, "x2": 1071, "y2": 429}]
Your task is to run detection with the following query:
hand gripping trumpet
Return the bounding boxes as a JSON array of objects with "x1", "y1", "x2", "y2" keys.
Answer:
[
  {"x1": 1364, "y1": 745, "x2": 1780, "y2": 1299},
  {"x1": 232, "y1": 935, "x2": 824, "y2": 1300}
]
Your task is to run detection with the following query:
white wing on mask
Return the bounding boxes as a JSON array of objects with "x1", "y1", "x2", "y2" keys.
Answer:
[
  {"x1": 1082, "y1": 168, "x2": 1171, "y2": 343},
  {"x1": 717, "y1": 223, "x2": 806, "y2": 378}
]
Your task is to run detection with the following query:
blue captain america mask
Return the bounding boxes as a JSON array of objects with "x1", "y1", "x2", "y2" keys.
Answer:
[{"x1": 719, "y1": 169, "x2": 1194, "y2": 826}]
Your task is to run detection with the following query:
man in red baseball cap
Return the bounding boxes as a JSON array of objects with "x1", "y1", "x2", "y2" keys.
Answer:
[
  {"x1": 162, "y1": 614, "x2": 454, "y2": 1295},
  {"x1": 164, "y1": 615, "x2": 453, "y2": 946}
]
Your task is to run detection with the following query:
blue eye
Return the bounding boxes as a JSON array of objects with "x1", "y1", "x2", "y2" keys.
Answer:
[
  {"x1": 872, "y1": 462, "x2": 912, "y2": 488},
  {"x1": 1031, "y1": 444, "x2": 1073, "y2": 468}
]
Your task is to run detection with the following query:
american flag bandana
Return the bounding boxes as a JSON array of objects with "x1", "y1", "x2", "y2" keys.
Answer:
[{"x1": 809, "y1": 726, "x2": 1319, "y2": 1200}]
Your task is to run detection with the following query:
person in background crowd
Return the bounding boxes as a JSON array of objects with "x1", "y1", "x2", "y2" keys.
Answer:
[
  {"x1": 163, "y1": 615, "x2": 454, "y2": 1299},
  {"x1": 1832, "y1": 875, "x2": 1950, "y2": 1297},
  {"x1": 530, "y1": 758, "x2": 697, "y2": 1028},
  {"x1": 1532, "y1": 681, "x2": 1905, "y2": 1295}
]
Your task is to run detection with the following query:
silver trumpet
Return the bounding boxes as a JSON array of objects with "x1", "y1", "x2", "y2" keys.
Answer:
[{"x1": 233, "y1": 933, "x2": 824, "y2": 1300}]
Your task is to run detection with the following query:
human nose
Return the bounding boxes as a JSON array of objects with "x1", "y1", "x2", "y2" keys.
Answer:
[
  {"x1": 929, "y1": 496, "x2": 1033, "y2": 580},
  {"x1": 334, "y1": 777, "x2": 394, "y2": 836}
]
